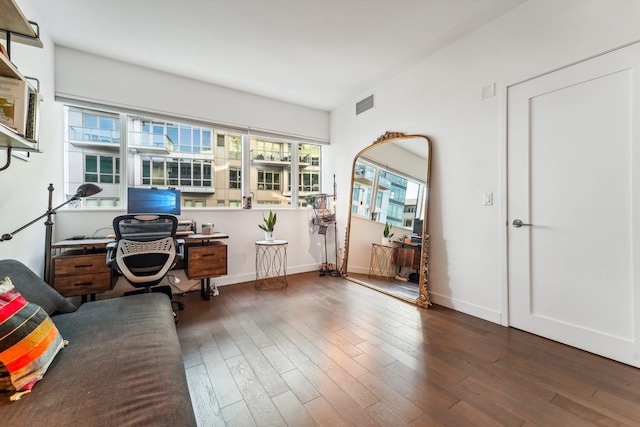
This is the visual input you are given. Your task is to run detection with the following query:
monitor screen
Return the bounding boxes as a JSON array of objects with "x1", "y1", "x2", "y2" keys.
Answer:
[
  {"x1": 127, "y1": 187, "x2": 181, "y2": 215},
  {"x1": 412, "y1": 218, "x2": 423, "y2": 235}
]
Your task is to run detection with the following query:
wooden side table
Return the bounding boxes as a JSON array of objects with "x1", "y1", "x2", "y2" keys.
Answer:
[
  {"x1": 185, "y1": 233, "x2": 229, "y2": 300},
  {"x1": 255, "y1": 240, "x2": 288, "y2": 289},
  {"x1": 369, "y1": 243, "x2": 396, "y2": 279}
]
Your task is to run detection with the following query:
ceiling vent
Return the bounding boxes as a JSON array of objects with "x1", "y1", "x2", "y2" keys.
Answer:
[{"x1": 356, "y1": 94, "x2": 375, "y2": 115}]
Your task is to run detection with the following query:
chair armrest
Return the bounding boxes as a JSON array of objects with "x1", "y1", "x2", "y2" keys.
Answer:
[
  {"x1": 175, "y1": 238, "x2": 185, "y2": 260},
  {"x1": 106, "y1": 242, "x2": 117, "y2": 267}
]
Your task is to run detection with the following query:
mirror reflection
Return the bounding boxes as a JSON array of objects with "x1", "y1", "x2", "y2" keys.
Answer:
[{"x1": 342, "y1": 132, "x2": 431, "y2": 307}]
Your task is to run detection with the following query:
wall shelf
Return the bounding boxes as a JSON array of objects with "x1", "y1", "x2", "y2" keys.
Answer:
[
  {"x1": 0, "y1": 50, "x2": 25, "y2": 79},
  {"x1": 0, "y1": 123, "x2": 37, "y2": 150},
  {"x1": 0, "y1": 0, "x2": 42, "y2": 170},
  {"x1": 0, "y1": 0, "x2": 42, "y2": 48}
]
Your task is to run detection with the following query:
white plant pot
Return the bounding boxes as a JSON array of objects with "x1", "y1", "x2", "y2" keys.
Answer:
[
  {"x1": 381, "y1": 237, "x2": 391, "y2": 245},
  {"x1": 265, "y1": 231, "x2": 274, "y2": 241}
]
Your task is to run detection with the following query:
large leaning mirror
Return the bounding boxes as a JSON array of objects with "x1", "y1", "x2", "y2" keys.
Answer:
[{"x1": 342, "y1": 131, "x2": 432, "y2": 307}]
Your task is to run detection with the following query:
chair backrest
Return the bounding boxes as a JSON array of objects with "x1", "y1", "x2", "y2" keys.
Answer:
[
  {"x1": 113, "y1": 214, "x2": 178, "y2": 241},
  {"x1": 111, "y1": 214, "x2": 179, "y2": 287}
]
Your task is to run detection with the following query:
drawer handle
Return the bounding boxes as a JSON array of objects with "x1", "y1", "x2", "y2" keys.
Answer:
[
  {"x1": 74, "y1": 282, "x2": 94, "y2": 287},
  {"x1": 202, "y1": 254, "x2": 217, "y2": 258},
  {"x1": 75, "y1": 264, "x2": 94, "y2": 268}
]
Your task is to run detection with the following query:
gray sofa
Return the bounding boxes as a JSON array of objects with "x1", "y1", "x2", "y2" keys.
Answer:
[{"x1": 0, "y1": 259, "x2": 196, "y2": 427}]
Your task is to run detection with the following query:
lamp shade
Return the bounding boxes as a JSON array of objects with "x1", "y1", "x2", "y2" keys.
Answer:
[{"x1": 75, "y1": 183, "x2": 102, "y2": 198}]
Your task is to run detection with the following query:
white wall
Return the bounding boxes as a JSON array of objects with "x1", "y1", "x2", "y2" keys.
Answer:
[
  {"x1": 327, "y1": 0, "x2": 640, "y2": 323},
  {"x1": 0, "y1": 0, "x2": 60, "y2": 275},
  {"x1": 55, "y1": 47, "x2": 329, "y2": 142}
]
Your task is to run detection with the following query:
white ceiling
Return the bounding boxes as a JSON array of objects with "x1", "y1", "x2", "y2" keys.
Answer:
[{"x1": 29, "y1": 0, "x2": 525, "y2": 111}]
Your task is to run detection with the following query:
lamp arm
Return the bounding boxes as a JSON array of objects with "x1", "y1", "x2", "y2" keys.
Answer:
[
  {"x1": 1, "y1": 211, "x2": 48, "y2": 241},
  {"x1": 0, "y1": 195, "x2": 79, "y2": 242}
]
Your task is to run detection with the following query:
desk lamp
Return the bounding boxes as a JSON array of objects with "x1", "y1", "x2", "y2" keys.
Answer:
[{"x1": 1, "y1": 183, "x2": 103, "y2": 281}]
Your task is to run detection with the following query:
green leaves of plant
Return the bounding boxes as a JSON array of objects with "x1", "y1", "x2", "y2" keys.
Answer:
[{"x1": 258, "y1": 210, "x2": 277, "y2": 232}]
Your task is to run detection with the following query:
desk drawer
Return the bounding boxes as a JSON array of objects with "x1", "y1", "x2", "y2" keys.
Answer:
[
  {"x1": 53, "y1": 272, "x2": 112, "y2": 296},
  {"x1": 186, "y1": 243, "x2": 227, "y2": 279},
  {"x1": 54, "y1": 253, "x2": 110, "y2": 276}
]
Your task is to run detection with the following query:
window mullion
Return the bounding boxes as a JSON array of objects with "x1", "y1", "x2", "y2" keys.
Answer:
[
  {"x1": 120, "y1": 113, "x2": 129, "y2": 192},
  {"x1": 291, "y1": 142, "x2": 299, "y2": 207},
  {"x1": 241, "y1": 134, "x2": 251, "y2": 200}
]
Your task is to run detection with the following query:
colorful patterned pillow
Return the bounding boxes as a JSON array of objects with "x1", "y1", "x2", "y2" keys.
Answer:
[{"x1": 0, "y1": 277, "x2": 65, "y2": 401}]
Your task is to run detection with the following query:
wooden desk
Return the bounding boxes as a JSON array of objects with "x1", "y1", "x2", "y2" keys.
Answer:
[
  {"x1": 51, "y1": 233, "x2": 229, "y2": 301},
  {"x1": 393, "y1": 241, "x2": 421, "y2": 270},
  {"x1": 51, "y1": 239, "x2": 115, "y2": 302}
]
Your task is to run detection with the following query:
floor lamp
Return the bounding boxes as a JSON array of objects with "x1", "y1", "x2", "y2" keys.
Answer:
[{"x1": 0, "y1": 183, "x2": 103, "y2": 282}]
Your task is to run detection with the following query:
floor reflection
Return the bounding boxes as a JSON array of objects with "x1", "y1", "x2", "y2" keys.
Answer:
[{"x1": 347, "y1": 272, "x2": 419, "y2": 301}]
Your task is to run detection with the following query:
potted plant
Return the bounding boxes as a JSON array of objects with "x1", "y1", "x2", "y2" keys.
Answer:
[
  {"x1": 259, "y1": 210, "x2": 277, "y2": 241},
  {"x1": 382, "y1": 222, "x2": 394, "y2": 245}
]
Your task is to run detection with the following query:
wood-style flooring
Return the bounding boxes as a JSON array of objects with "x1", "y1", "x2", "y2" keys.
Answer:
[{"x1": 175, "y1": 271, "x2": 640, "y2": 426}]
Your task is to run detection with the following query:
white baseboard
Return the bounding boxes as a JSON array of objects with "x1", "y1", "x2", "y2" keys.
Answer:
[
  {"x1": 429, "y1": 292, "x2": 503, "y2": 325},
  {"x1": 200, "y1": 263, "x2": 322, "y2": 288}
]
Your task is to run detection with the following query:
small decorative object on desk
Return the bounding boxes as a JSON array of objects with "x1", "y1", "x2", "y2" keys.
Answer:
[
  {"x1": 382, "y1": 222, "x2": 394, "y2": 245},
  {"x1": 258, "y1": 210, "x2": 276, "y2": 241},
  {"x1": 201, "y1": 223, "x2": 214, "y2": 235}
]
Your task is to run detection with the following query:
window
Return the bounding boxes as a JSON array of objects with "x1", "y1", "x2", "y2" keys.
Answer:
[
  {"x1": 68, "y1": 107, "x2": 120, "y2": 144},
  {"x1": 299, "y1": 144, "x2": 320, "y2": 166},
  {"x1": 228, "y1": 136, "x2": 241, "y2": 160},
  {"x1": 84, "y1": 155, "x2": 120, "y2": 184},
  {"x1": 290, "y1": 171, "x2": 320, "y2": 192},
  {"x1": 353, "y1": 158, "x2": 424, "y2": 228},
  {"x1": 84, "y1": 197, "x2": 120, "y2": 208},
  {"x1": 250, "y1": 137, "x2": 291, "y2": 206},
  {"x1": 63, "y1": 105, "x2": 321, "y2": 209},
  {"x1": 229, "y1": 167, "x2": 241, "y2": 189},
  {"x1": 184, "y1": 199, "x2": 206, "y2": 208},
  {"x1": 257, "y1": 169, "x2": 281, "y2": 190},
  {"x1": 377, "y1": 170, "x2": 408, "y2": 225},
  {"x1": 298, "y1": 144, "x2": 321, "y2": 197},
  {"x1": 254, "y1": 139, "x2": 283, "y2": 161},
  {"x1": 141, "y1": 158, "x2": 213, "y2": 187},
  {"x1": 214, "y1": 133, "x2": 242, "y2": 204}
]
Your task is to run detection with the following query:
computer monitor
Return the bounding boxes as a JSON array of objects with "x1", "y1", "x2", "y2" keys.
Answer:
[
  {"x1": 127, "y1": 187, "x2": 181, "y2": 215},
  {"x1": 412, "y1": 218, "x2": 423, "y2": 235}
]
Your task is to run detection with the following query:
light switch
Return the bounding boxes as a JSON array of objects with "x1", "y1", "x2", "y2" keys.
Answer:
[
  {"x1": 483, "y1": 192, "x2": 493, "y2": 206},
  {"x1": 481, "y1": 82, "x2": 496, "y2": 100}
]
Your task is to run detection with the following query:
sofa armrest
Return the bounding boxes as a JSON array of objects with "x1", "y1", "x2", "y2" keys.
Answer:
[{"x1": 0, "y1": 259, "x2": 76, "y2": 314}]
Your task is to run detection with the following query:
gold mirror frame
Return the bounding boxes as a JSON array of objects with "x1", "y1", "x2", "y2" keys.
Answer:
[{"x1": 341, "y1": 131, "x2": 432, "y2": 307}]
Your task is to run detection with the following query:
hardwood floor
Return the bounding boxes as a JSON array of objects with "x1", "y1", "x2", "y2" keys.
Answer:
[{"x1": 175, "y1": 272, "x2": 640, "y2": 426}]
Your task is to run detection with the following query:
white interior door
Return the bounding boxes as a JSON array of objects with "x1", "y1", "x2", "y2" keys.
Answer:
[{"x1": 507, "y1": 43, "x2": 640, "y2": 367}]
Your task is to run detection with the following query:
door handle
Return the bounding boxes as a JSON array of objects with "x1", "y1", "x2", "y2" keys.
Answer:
[{"x1": 512, "y1": 219, "x2": 532, "y2": 228}]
